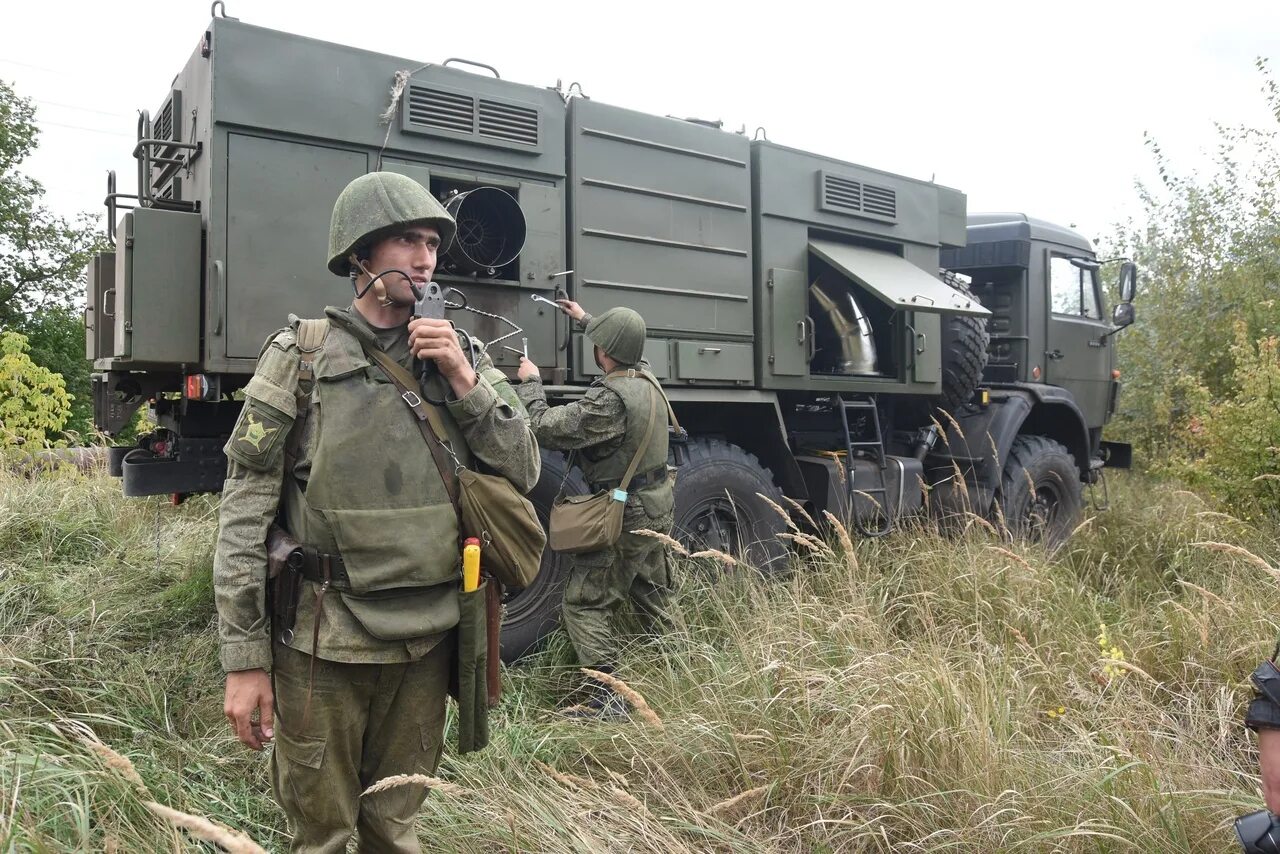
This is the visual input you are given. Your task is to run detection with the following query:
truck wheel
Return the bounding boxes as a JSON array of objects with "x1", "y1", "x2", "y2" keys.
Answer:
[
  {"x1": 501, "y1": 449, "x2": 587, "y2": 662},
  {"x1": 937, "y1": 271, "x2": 990, "y2": 413},
  {"x1": 997, "y1": 435, "x2": 1082, "y2": 548},
  {"x1": 673, "y1": 438, "x2": 789, "y2": 572}
]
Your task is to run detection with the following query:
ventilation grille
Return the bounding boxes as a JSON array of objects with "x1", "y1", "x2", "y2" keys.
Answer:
[
  {"x1": 154, "y1": 98, "x2": 174, "y2": 143},
  {"x1": 820, "y1": 172, "x2": 897, "y2": 221},
  {"x1": 407, "y1": 86, "x2": 475, "y2": 134},
  {"x1": 403, "y1": 85, "x2": 540, "y2": 150},
  {"x1": 862, "y1": 183, "x2": 896, "y2": 218},
  {"x1": 478, "y1": 99, "x2": 538, "y2": 145}
]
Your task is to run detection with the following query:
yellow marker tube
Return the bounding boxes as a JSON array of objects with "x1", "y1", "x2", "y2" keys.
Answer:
[{"x1": 462, "y1": 537, "x2": 481, "y2": 592}]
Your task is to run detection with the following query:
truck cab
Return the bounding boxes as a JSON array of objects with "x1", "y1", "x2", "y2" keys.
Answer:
[{"x1": 941, "y1": 213, "x2": 1136, "y2": 468}]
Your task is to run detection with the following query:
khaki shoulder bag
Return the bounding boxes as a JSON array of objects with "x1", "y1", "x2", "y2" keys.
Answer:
[
  {"x1": 548, "y1": 378, "x2": 660, "y2": 554},
  {"x1": 362, "y1": 344, "x2": 544, "y2": 590}
]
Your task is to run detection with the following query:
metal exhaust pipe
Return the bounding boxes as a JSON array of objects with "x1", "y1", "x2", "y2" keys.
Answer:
[{"x1": 809, "y1": 273, "x2": 878, "y2": 375}]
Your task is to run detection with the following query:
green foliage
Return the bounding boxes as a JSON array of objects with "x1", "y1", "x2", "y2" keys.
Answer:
[
  {"x1": 0, "y1": 330, "x2": 72, "y2": 447},
  {"x1": 1155, "y1": 325, "x2": 1280, "y2": 522},
  {"x1": 22, "y1": 306, "x2": 92, "y2": 439},
  {"x1": 0, "y1": 78, "x2": 105, "y2": 444},
  {"x1": 1107, "y1": 58, "x2": 1280, "y2": 516}
]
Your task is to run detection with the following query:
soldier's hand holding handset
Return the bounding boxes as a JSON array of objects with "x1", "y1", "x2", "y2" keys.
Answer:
[{"x1": 409, "y1": 317, "x2": 477, "y2": 397}]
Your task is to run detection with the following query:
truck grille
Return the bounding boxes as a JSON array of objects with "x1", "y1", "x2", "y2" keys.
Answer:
[
  {"x1": 478, "y1": 99, "x2": 538, "y2": 146},
  {"x1": 820, "y1": 172, "x2": 897, "y2": 222},
  {"x1": 406, "y1": 86, "x2": 475, "y2": 134}
]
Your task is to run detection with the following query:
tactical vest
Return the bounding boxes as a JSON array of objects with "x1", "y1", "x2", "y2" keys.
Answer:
[
  {"x1": 281, "y1": 310, "x2": 468, "y2": 637},
  {"x1": 577, "y1": 369, "x2": 670, "y2": 491}
]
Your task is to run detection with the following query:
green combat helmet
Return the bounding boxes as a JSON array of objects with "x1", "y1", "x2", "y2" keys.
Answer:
[
  {"x1": 327, "y1": 172, "x2": 457, "y2": 276},
  {"x1": 585, "y1": 307, "x2": 646, "y2": 366}
]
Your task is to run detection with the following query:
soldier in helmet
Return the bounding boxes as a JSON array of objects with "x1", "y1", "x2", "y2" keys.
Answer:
[
  {"x1": 516, "y1": 300, "x2": 676, "y2": 718},
  {"x1": 213, "y1": 172, "x2": 539, "y2": 853}
]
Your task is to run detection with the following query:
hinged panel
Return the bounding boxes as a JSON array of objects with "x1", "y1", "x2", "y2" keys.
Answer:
[{"x1": 767, "y1": 267, "x2": 808, "y2": 377}]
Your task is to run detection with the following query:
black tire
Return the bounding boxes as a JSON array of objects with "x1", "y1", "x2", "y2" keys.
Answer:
[
  {"x1": 997, "y1": 435, "x2": 1082, "y2": 549},
  {"x1": 936, "y1": 271, "x2": 990, "y2": 413},
  {"x1": 500, "y1": 449, "x2": 587, "y2": 662},
  {"x1": 672, "y1": 438, "x2": 789, "y2": 572}
]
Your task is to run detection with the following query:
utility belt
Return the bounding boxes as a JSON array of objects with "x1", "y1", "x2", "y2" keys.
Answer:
[
  {"x1": 588, "y1": 465, "x2": 668, "y2": 494},
  {"x1": 262, "y1": 520, "x2": 497, "y2": 754},
  {"x1": 265, "y1": 524, "x2": 352, "y2": 644}
]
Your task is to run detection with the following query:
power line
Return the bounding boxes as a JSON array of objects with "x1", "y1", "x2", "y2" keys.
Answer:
[
  {"x1": 0, "y1": 57, "x2": 68, "y2": 76},
  {"x1": 37, "y1": 119, "x2": 132, "y2": 139},
  {"x1": 33, "y1": 98, "x2": 133, "y2": 119}
]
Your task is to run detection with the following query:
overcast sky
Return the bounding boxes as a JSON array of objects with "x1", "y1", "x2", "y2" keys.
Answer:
[{"x1": 3, "y1": 0, "x2": 1279, "y2": 248}]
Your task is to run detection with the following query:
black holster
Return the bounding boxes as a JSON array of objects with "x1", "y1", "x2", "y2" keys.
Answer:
[{"x1": 266, "y1": 523, "x2": 305, "y2": 640}]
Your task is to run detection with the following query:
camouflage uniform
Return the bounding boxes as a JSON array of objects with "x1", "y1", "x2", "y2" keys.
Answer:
[
  {"x1": 516, "y1": 309, "x2": 674, "y2": 669},
  {"x1": 213, "y1": 172, "x2": 539, "y2": 854}
]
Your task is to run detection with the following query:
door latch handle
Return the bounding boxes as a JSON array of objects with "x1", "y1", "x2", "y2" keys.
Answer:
[{"x1": 1046, "y1": 349, "x2": 1064, "y2": 360}]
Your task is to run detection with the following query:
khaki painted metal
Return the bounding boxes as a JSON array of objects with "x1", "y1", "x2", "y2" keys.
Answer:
[
  {"x1": 84, "y1": 253, "x2": 115, "y2": 361},
  {"x1": 112, "y1": 209, "x2": 202, "y2": 364},
  {"x1": 95, "y1": 16, "x2": 983, "y2": 402}
]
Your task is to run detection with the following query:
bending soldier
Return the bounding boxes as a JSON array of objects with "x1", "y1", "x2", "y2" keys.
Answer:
[
  {"x1": 213, "y1": 172, "x2": 539, "y2": 853},
  {"x1": 516, "y1": 300, "x2": 676, "y2": 718}
]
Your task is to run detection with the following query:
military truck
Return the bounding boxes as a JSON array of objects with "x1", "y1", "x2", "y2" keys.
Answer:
[{"x1": 84, "y1": 12, "x2": 1136, "y2": 658}]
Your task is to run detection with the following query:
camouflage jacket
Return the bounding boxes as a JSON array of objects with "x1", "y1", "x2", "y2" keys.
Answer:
[
  {"x1": 517, "y1": 356, "x2": 671, "y2": 514},
  {"x1": 212, "y1": 305, "x2": 539, "y2": 672}
]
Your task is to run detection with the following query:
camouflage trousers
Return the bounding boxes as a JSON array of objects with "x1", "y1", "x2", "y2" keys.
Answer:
[
  {"x1": 563, "y1": 504, "x2": 675, "y2": 668},
  {"x1": 269, "y1": 636, "x2": 453, "y2": 854}
]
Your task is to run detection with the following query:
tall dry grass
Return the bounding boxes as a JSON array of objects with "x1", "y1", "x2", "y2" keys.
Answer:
[{"x1": 1, "y1": 466, "x2": 1277, "y2": 851}]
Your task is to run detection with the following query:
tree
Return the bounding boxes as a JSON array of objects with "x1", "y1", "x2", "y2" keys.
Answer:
[
  {"x1": 1, "y1": 78, "x2": 108, "y2": 442},
  {"x1": 0, "y1": 330, "x2": 72, "y2": 447},
  {"x1": 1105, "y1": 58, "x2": 1280, "y2": 516},
  {"x1": 0, "y1": 79, "x2": 105, "y2": 329}
]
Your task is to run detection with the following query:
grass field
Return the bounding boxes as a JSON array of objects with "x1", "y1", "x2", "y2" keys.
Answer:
[{"x1": 1, "y1": 465, "x2": 1278, "y2": 852}]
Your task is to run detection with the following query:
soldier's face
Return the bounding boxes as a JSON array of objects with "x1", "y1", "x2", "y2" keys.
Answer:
[{"x1": 365, "y1": 226, "x2": 441, "y2": 304}]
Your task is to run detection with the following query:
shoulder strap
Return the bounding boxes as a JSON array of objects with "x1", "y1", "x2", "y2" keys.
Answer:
[
  {"x1": 604, "y1": 368, "x2": 683, "y2": 433},
  {"x1": 358, "y1": 342, "x2": 462, "y2": 510},
  {"x1": 616, "y1": 382, "x2": 660, "y2": 493},
  {"x1": 283, "y1": 318, "x2": 330, "y2": 472}
]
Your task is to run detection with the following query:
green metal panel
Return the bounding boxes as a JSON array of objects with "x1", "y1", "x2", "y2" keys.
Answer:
[
  {"x1": 575, "y1": 337, "x2": 670, "y2": 379},
  {"x1": 211, "y1": 19, "x2": 565, "y2": 181},
  {"x1": 909, "y1": 312, "x2": 941, "y2": 383},
  {"x1": 674, "y1": 341, "x2": 753, "y2": 382},
  {"x1": 1043, "y1": 249, "x2": 1111, "y2": 429},
  {"x1": 809, "y1": 240, "x2": 989, "y2": 317},
  {"x1": 568, "y1": 98, "x2": 753, "y2": 356},
  {"x1": 223, "y1": 134, "x2": 365, "y2": 358},
  {"x1": 753, "y1": 141, "x2": 962, "y2": 249},
  {"x1": 767, "y1": 267, "x2": 808, "y2": 377},
  {"x1": 381, "y1": 157, "x2": 432, "y2": 188},
  {"x1": 936, "y1": 187, "x2": 968, "y2": 249},
  {"x1": 84, "y1": 253, "x2": 115, "y2": 362},
  {"x1": 113, "y1": 210, "x2": 201, "y2": 364}
]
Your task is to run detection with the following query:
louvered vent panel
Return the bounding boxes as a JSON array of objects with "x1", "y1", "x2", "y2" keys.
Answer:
[
  {"x1": 478, "y1": 99, "x2": 538, "y2": 146},
  {"x1": 155, "y1": 102, "x2": 173, "y2": 142},
  {"x1": 406, "y1": 86, "x2": 475, "y2": 134},
  {"x1": 862, "y1": 183, "x2": 897, "y2": 219},
  {"x1": 823, "y1": 174, "x2": 862, "y2": 214}
]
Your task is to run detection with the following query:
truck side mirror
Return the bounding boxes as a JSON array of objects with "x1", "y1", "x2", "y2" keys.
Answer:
[
  {"x1": 1118, "y1": 261, "x2": 1138, "y2": 303},
  {"x1": 1111, "y1": 301, "x2": 1135, "y2": 328}
]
